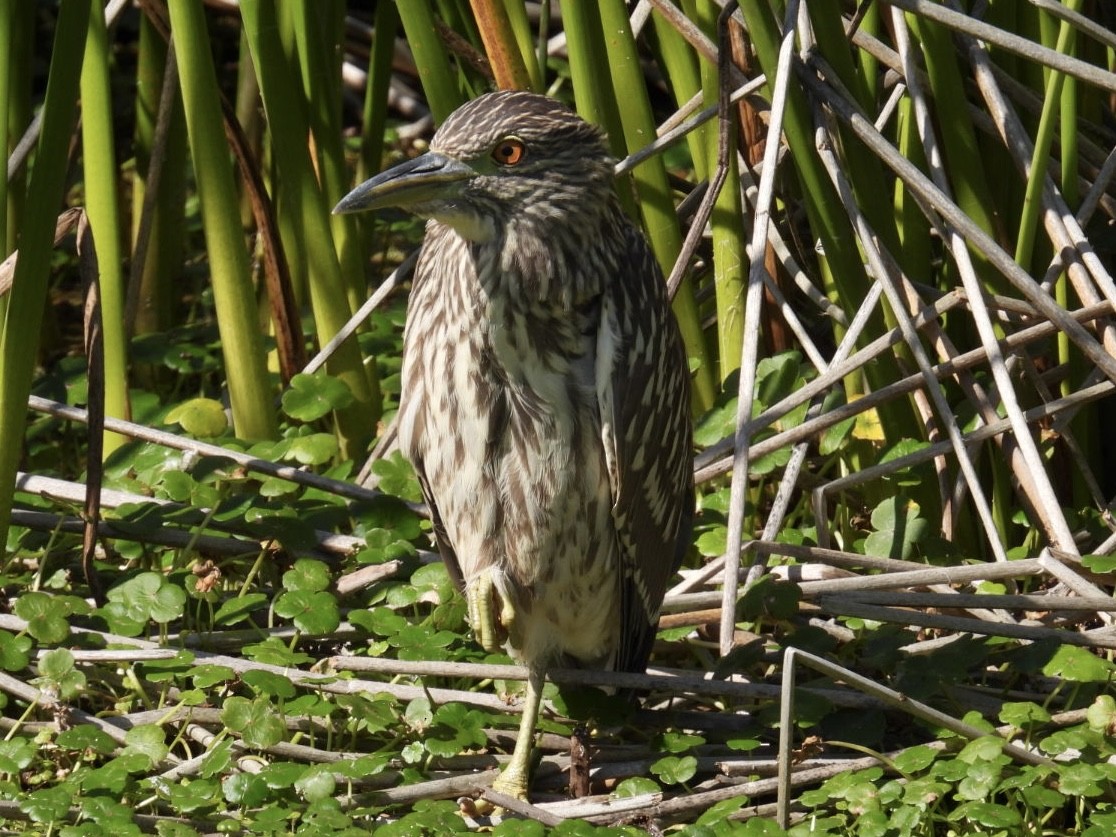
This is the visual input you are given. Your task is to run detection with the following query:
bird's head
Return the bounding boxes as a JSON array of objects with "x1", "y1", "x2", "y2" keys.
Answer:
[{"x1": 334, "y1": 91, "x2": 616, "y2": 243}]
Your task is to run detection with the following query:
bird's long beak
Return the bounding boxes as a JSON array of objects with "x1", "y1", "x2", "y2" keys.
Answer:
[{"x1": 332, "y1": 151, "x2": 475, "y2": 214}]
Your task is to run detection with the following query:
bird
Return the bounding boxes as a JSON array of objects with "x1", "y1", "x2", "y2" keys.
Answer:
[{"x1": 334, "y1": 90, "x2": 693, "y2": 801}]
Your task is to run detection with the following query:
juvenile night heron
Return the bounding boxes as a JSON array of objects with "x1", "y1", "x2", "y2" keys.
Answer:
[{"x1": 335, "y1": 90, "x2": 693, "y2": 800}]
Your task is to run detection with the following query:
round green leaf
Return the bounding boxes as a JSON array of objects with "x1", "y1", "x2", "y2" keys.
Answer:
[
  {"x1": 956, "y1": 760, "x2": 1003, "y2": 800},
  {"x1": 20, "y1": 784, "x2": 75, "y2": 824},
  {"x1": 80, "y1": 756, "x2": 145, "y2": 794},
  {"x1": 370, "y1": 451, "x2": 423, "y2": 502},
  {"x1": 223, "y1": 771, "x2": 269, "y2": 807},
  {"x1": 14, "y1": 592, "x2": 70, "y2": 644},
  {"x1": 162, "y1": 777, "x2": 221, "y2": 813},
  {"x1": 35, "y1": 648, "x2": 86, "y2": 700},
  {"x1": 283, "y1": 433, "x2": 338, "y2": 466},
  {"x1": 106, "y1": 572, "x2": 187, "y2": 625},
  {"x1": 957, "y1": 735, "x2": 1007, "y2": 764},
  {"x1": 493, "y1": 820, "x2": 546, "y2": 837},
  {"x1": 1056, "y1": 762, "x2": 1106, "y2": 797},
  {"x1": 0, "y1": 629, "x2": 32, "y2": 671},
  {"x1": 294, "y1": 766, "x2": 336, "y2": 803},
  {"x1": 77, "y1": 794, "x2": 137, "y2": 829},
  {"x1": 696, "y1": 526, "x2": 727, "y2": 558},
  {"x1": 242, "y1": 669, "x2": 297, "y2": 699},
  {"x1": 165, "y1": 397, "x2": 228, "y2": 438},
  {"x1": 891, "y1": 744, "x2": 938, "y2": 775},
  {"x1": 189, "y1": 664, "x2": 236, "y2": 689},
  {"x1": 611, "y1": 776, "x2": 660, "y2": 798},
  {"x1": 0, "y1": 737, "x2": 36, "y2": 773},
  {"x1": 281, "y1": 373, "x2": 354, "y2": 422},
  {"x1": 650, "y1": 754, "x2": 697, "y2": 785},
  {"x1": 1086, "y1": 694, "x2": 1116, "y2": 732},
  {"x1": 213, "y1": 593, "x2": 268, "y2": 627},
  {"x1": 259, "y1": 761, "x2": 309, "y2": 789},
  {"x1": 220, "y1": 696, "x2": 286, "y2": 749},
  {"x1": 274, "y1": 590, "x2": 340, "y2": 635},
  {"x1": 1021, "y1": 784, "x2": 1065, "y2": 809},
  {"x1": 401, "y1": 741, "x2": 425, "y2": 763},
  {"x1": 242, "y1": 638, "x2": 312, "y2": 667},
  {"x1": 865, "y1": 496, "x2": 928, "y2": 560},
  {"x1": 948, "y1": 801, "x2": 1022, "y2": 828},
  {"x1": 1042, "y1": 645, "x2": 1113, "y2": 683},
  {"x1": 159, "y1": 470, "x2": 197, "y2": 502},
  {"x1": 349, "y1": 607, "x2": 406, "y2": 637},
  {"x1": 200, "y1": 738, "x2": 235, "y2": 779},
  {"x1": 696, "y1": 796, "x2": 749, "y2": 826},
  {"x1": 1081, "y1": 554, "x2": 1116, "y2": 574},
  {"x1": 999, "y1": 701, "x2": 1051, "y2": 730},
  {"x1": 122, "y1": 724, "x2": 170, "y2": 765},
  {"x1": 282, "y1": 559, "x2": 331, "y2": 593},
  {"x1": 662, "y1": 731, "x2": 705, "y2": 753},
  {"x1": 404, "y1": 697, "x2": 433, "y2": 732},
  {"x1": 57, "y1": 725, "x2": 116, "y2": 755}
]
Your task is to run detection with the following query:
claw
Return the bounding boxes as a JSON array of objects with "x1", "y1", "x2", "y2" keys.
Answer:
[
  {"x1": 491, "y1": 767, "x2": 530, "y2": 801},
  {"x1": 500, "y1": 592, "x2": 521, "y2": 649},
  {"x1": 466, "y1": 572, "x2": 506, "y2": 652},
  {"x1": 466, "y1": 570, "x2": 522, "y2": 652}
]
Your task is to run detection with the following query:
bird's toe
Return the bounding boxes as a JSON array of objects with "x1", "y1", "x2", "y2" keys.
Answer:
[
  {"x1": 466, "y1": 574, "x2": 507, "y2": 653},
  {"x1": 491, "y1": 768, "x2": 530, "y2": 802}
]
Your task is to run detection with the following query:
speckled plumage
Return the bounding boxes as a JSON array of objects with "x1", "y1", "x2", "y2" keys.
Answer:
[{"x1": 336, "y1": 90, "x2": 693, "y2": 798}]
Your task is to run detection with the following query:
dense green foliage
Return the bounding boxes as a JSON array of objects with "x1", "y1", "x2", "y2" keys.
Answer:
[{"x1": 1, "y1": 0, "x2": 1115, "y2": 833}]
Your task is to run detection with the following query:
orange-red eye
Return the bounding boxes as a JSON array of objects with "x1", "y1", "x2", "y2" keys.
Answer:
[{"x1": 492, "y1": 138, "x2": 526, "y2": 166}]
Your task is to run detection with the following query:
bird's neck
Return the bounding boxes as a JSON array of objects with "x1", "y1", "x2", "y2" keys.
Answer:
[{"x1": 467, "y1": 202, "x2": 625, "y2": 313}]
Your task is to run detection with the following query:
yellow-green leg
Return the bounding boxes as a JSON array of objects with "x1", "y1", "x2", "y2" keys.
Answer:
[
  {"x1": 491, "y1": 667, "x2": 544, "y2": 800},
  {"x1": 465, "y1": 571, "x2": 537, "y2": 800}
]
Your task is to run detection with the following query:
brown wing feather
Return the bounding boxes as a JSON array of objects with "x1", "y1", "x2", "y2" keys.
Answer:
[
  {"x1": 414, "y1": 464, "x2": 465, "y2": 592},
  {"x1": 601, "y1": 223, "x2": 693, "y2": 674}
]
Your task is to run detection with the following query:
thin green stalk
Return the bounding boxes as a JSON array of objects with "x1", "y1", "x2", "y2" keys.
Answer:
[
  {"x1": 744, "y1": 0, "x2": 916, "y2": 445},
  {"x1": 689, "y1": 0, "x2": 746, "y2": 384},
  {"x1": 907, "y1": 13, "x2": 1001, "y2": 283},
  {"x1": 735, "y1": 7, "x2": 866, "y2": 354},
  {"x1": 892, "y1": 99, "x2": 932, "y2": 286},
  {"x1": 572, "y1": 0, "x2": 715, "y2": 410},
  {"x1": 242, "y1": 0, "x2": 378, "y2": 459},
  {"x1": 500, "y1": 0, "x2": 543, "y2": 89},
  {"x1": 394, "y1": 0, "x2": 463, "y2": 123},
  {"x1": 435, "y1": 0, "x2": 482, "y2": 52},
  {"x1": 889, "y1": 101, "x2": 955, "y2": 532},
  {"x1": 130, "y1": 11, "x2": 187, "y2": 340},
  {"x1": 649, "y1": 12, "x2": 710, "y2": 177},
  {"x1": 0, "y1": 0, "x2": 12, "y2": 261},
  {"x1": 80, "y1": 0, "x2": 129, "y2": 456},
  {"x1": 1058, "y1": 25, "x2": 1094, "y2": 508},
  {"x1": 856, "y1": 1, "x2": 881, "y2": 103},
  {"x1": 3, "y1": 1, "x2": 34, "y2": 265},
  {"x1": 358, "y1": 2, "x2": 399, "y2": 184},
  {"x1": 1014, "y1": 1, "x2": 1083, "y2": 272},
  {"x1": 167, "y1": 1, "x2": 277, "y2": 441},
  {"x1": 1057, "y1": 61, "x2": 1077, "y2": 402},
  {"x1": 353, "y1": 2, "x2": 398, "y2": 288},
  {"x1": 0, "y1": 0, "x2": 91, "y2": 555},
  {"x1": 291, "y1": 2, "x2": 379, "y2": 325},
  {"x1": 558, "y1": 1, "x2": 625, "y2": 155},
  {"x1": 804, "y1": 1, "x2": 900, "y2": 259},
  {"x1": 233, "y1": 25, "x2": 263, "y2": 233},
  {"x1": 708, "y1": 141, "x2": 746, "y2": 383}
]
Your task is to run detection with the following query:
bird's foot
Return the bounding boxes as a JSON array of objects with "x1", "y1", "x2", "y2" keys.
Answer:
[
  {"x1": 500, "y1": 594, "x2": 520, "y2": 647},
  {"x1": 466, "y1": 573, "x2": 514, "y2": 653},
  {"x1": 490, "y1": 766, "x2": 530, "y2": 801}
]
